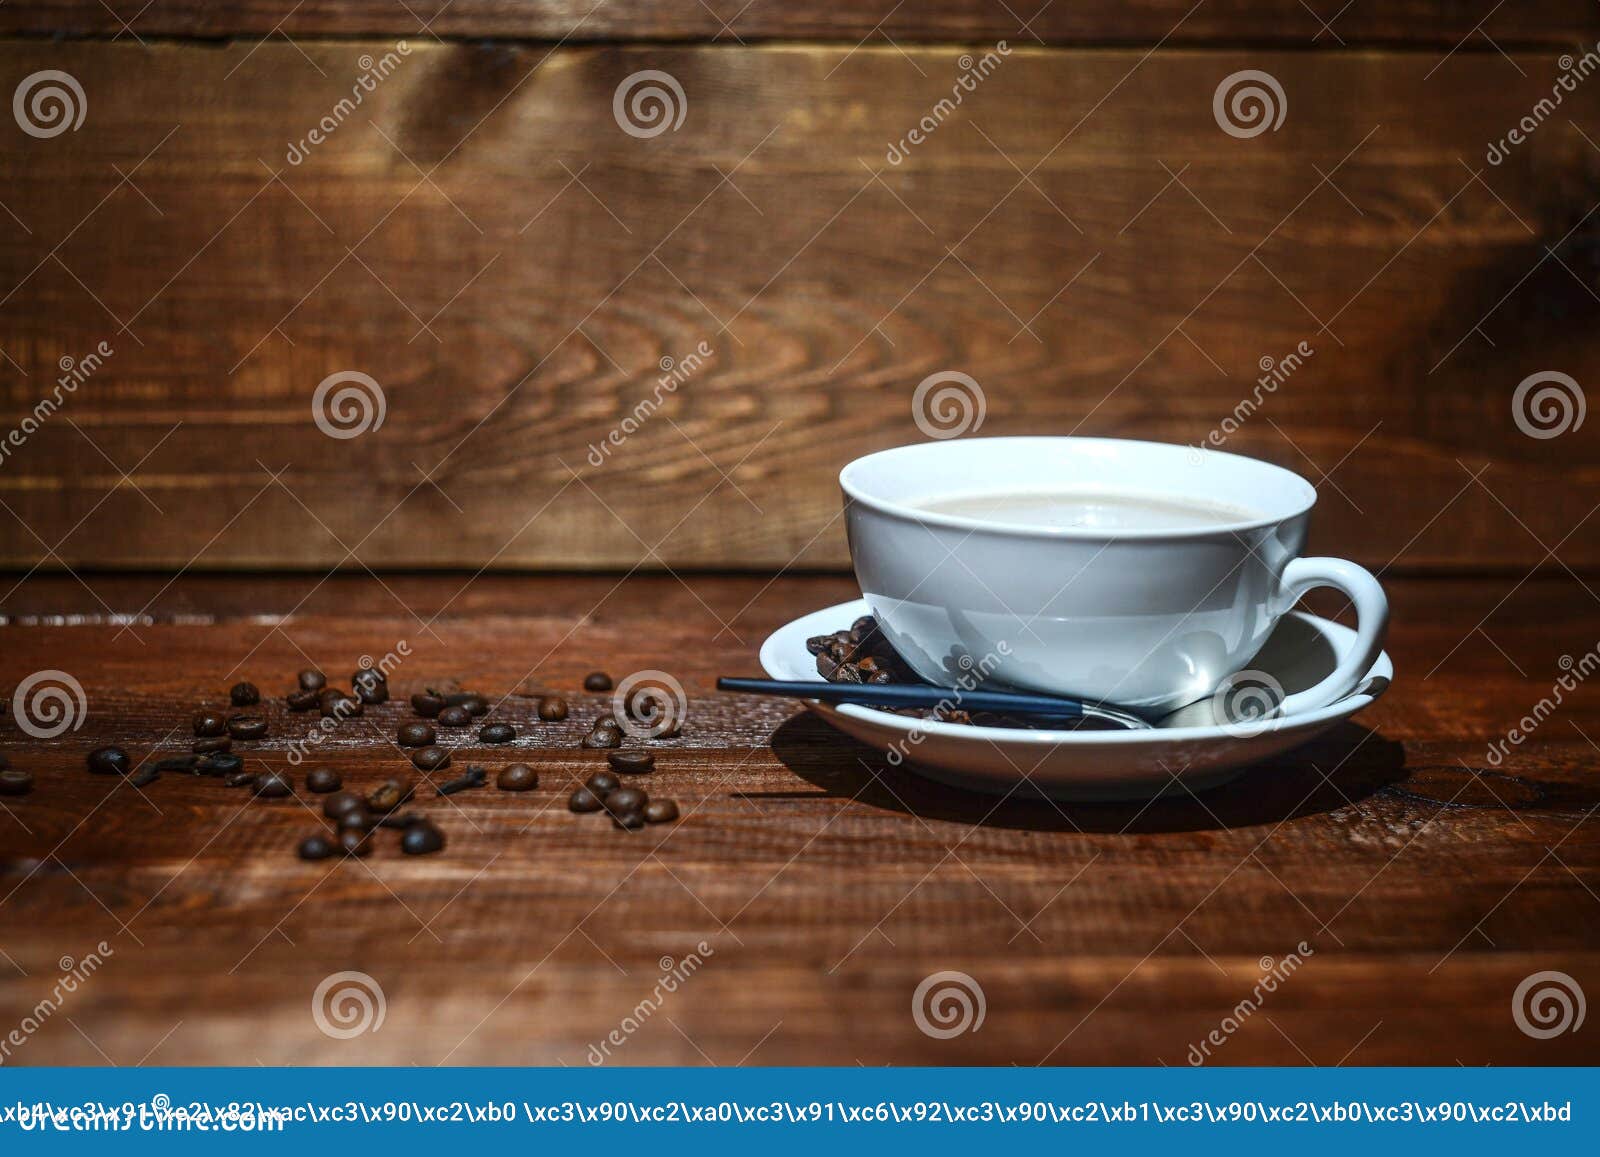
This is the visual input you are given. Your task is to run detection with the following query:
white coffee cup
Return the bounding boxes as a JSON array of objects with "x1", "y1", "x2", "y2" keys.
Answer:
[{"x1": 840, "y1": 436, "x2": 1388, "y2": 715}]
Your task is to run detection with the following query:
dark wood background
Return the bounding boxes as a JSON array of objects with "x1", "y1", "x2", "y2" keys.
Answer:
[{"x1": 2, "y1": 3, "x2": 1599, "y2": 570}]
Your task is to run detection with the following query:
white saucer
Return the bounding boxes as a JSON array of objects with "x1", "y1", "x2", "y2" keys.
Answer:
[{"x1": 759, "y1": 599, "x2": 1392, "y2": 801}]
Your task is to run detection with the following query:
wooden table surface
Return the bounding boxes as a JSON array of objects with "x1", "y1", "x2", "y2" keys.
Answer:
[{"x1": 0, "y1": 572, "x2": 1595, "y2": 1066}]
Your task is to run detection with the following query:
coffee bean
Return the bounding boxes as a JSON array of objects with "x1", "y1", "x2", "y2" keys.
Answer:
[
  {"x1": 193, "y1": 711, "x2": 227, "y2": 738},
  {"x1": 353, "y1": 669, "x2": 389, "y2": 704},
  {"x1": 584, "y1": 672, "x2": 613, "y2": 692},
  {"x1": 397, "y1": 722, "x2": 436, "y2": 748},
  {"x1": 353, "y1": 667, "x2": 387, "y2": 689},
  {"x1": 299, "y1": 669, "x2": 327, "y2": 692},
  {"x1": 192, "y1": 736, "x2": 232, "y2": 754},
  {"x1": 568, "y1": 787, "x2": 604, "y2": 813},
  {"x1": 338, "y1": 809, "x2": 379, "y2": 832},
  {"x1": 376, "y1": 812, "x2": 424, "y2": 830},
  {"x1": 613, "y1": 810, "x2": 647, "y2": 830},
  {"x1": 581, "y1": 728, "x2": 622, "y2": 750},
  {"x1": 644, "y1": 799, "x2": 680, "y2": 824},
  {"x1": 286, "y1": 688, "x2": 320, "y2": 712},
  {"x1": 606, "y1": 787, "x2": 647, "y2": 816},
  {"x1": 230, "y1": 681, "x2": 261, "y2": 706},
  {"x1": 197, "y1": 753, "x2": 243, "y2": 776},
  {"x1": 497, "y1": 763, "x2": 537, "y2": 791},
  {"x1": 223, "y1": 771, "x2": 256, "y2": 788},
  {"x1": 320, "y1": 691, "x2": 361, "y2": 719},
  {"x1": 253, "y1": 771, "x2": 293, "y2": 799},
  {"x1": 537, "y1": 696, "x2": 569, "y2": 721},
  {"x1": 367, "y1": 778, "x2": 414, "y2": 812},
  {"x1": 593, "y1": 715, "x2": 623, "y2": 734},
  {"x1": 129, "y1": 765, "x2": 161, "y2": 788},
  {"x1": 608, "y1": 750, "x2": 655, "y2": 774},
  {"x1": 87, "y1": 746, "x2": 131, "y2": 775},
  {"x1": 228, "y1": 715, "x2": 268, "y2": 740},
  {"x1": 323, "y1": 791, "x2": 366, "y2": 820},
  {"x1": 410, "y1": 692, "x2": 446, "y2": 718},
  {"x1": 155, "y1": 755, "x2": 200, "y2": 772},
  {"x1": 445, "y1": 692, "x2": 489, "y2": 717},
  {"x1": 298, "y1": 834, "x2": 337, "y2": 861},
  {"x1": 339, "y1": 827, "x2": 373, "y2": 857},
  {"x1": 0, "y1": 769, "x2": 34, "y2": 796},
  {"x1": 305, "y1": 766, "x2": 342, "y2": 793},
  {"x1": 437, "y1": 705, "x2": 471, "y2": 728},
  {"x1": 400, "y1": 822, "x2": 445, "y2": 855},
  {"x1": 412, "y1": 745, "x2": 452, "y2": 772},
  {"x1": 585, "y1": 770, "x2": 620, "y2": 796},
  {"x1": 479, "y1": 722, "x2": 515, "y2": 745},
  {"x1": 436, "y1": 767, "x2": 488, "y2": 796}
]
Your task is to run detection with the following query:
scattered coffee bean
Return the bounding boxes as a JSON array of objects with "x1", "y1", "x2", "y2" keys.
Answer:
[
  {"x1": 397, "y1": 722, "x2": 436, "y2": 748},
  {"x1": 322, "y1": 791, "x2": 366, "y2": 820},
  {"x1": 227, "y1": 715, "x2": 268, "y2": 740},
  {"x1": 581, "y1": 728, "x2": 622, "y2": 749},
  {"x1": 129, "y1": 765, "x2": 161, "y2": 788},
  {"x1": 436, "y1": 705, "x2": 472, "y2": 728},
  {"x1": 613, "y1": 810, "x2": 647, "y2": 830},
  {"x1": 223, "y1": 771, "x2": 256, "y2": 788},
  {"x1": 445, "y1": 692, "x2": 489, "y2": 717},
  {"x1": 230, "y1": 681, "x2": 261, "y2": 706},
  {"x1": 537, "y1": 696, "x2": 569, "y2": 721},
  {"x1": 605, "y1": 786, "x2": 647, "y2": 816},
  {"x1": 305, "y1": 766, "x2": 342, "y2": 793},
  {"x1": 353, "y1": 669, "x2": 389, "y2": 704},
  {"x1": 253, "y1": 771, "x2": 293, "y2": 799},
  {"x1": 193, "y1": 711, "x2": 227, "y2": 738},
  {"x1": 320, "y1": 690, "x2": 362, "y2": 718},
  {"x1": 339, "y1": 827, "x2": 373, "y2": 857},
  {"x1": 337, "y1": 809, "x2": 379, "y2": 832},
  {"x1": 0, "y1": 769, "x2": 34, "y2": 796},
  {"x1": 608, "y1": 750, "x2": 655, "y2": 775},
  {"x1": 497, "y1": 763, "x2": 537, "y2": 791},
  {"x1": 192, "y1": 736, "x2": 232, "y2": 754},
  {"x1": 154, "y1": 755, "x2": 200, "y2": 772},
  {"x1": 593, "y1": 715, "x2": 623, "y2": 734},
  {"x1": 412, "y1": 745, "x2": 452, "y2": 772},
  {"x1": 644, "y1": 799, "x2": 680, "y2": 824},
  {"x1": 479, "y1": 722, "x2": 515, "y2": 745},
  {"x1": 584, "y1": 672, "x2": 614, "y2": 691},
  {"x1": 298, "y1": 669, "x2": 328, "y2": 692},
  {"x1": 376, "y1": 812, "x2": 424, "y2": 830},
  {"x1": 568, "y1": 787, "x2": 604, "y2": 813},
  {"x1": 410, "y1": 692, "x2": 446, "y2": 717},
  {"x1": 87, "y1": 746, "x2": 131, "y2": 776},
  {"x1": 367, "y1": 778, "x2": 415, "y2": 813},
  {"x1": 400, "y1": 822, "x2": 446, "y2": 855},
  {"x1": 197, "y1": 753, "x2": 243, "y2": 776},
  {"x1": 585, "y1": 770, "x2": 620, "y2": 797},
  {"x1": 298, "y1": 834, "x2": 337, "y2": 861},
  {"x1": 286, "y1": 688, "x2": 320, "y2": 712},
  {"x1": 436, "y1": 766, "x2": 488, "y2": 796}
]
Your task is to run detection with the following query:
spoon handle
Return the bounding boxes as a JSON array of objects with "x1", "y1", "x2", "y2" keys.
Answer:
[{"x1": 716, "y1": 677, "x2": 1088, "y2": 718}]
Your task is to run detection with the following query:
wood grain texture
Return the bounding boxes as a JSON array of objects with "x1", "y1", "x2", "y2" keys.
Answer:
[
  {"x1": 0, "y1": 573, "x2": 1596, "y2": 1065},
  {"x1": 2, "y1": 41, "x2": 1600, "y2": 570},
  {"x1": 4, "y1": 2, "x2": 1598, "y2": 45}
]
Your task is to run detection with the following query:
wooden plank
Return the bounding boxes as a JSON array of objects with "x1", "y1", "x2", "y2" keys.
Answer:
[
  {"x1": 1, "y1": 42, "x2": 1599, "y2": 570},
  {"x1": 2, "y1": 2, "x2": 1596, "y2": 45},
  {"x1": 0, "y1": 574, "x2": 1595, "y2": 1064}
]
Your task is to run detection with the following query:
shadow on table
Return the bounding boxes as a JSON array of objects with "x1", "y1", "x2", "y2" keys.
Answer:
[{"x1": 762, "y1": 712, "x2": 1406, "y2": 833}]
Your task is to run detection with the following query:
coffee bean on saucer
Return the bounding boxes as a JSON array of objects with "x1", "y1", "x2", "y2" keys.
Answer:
[
  {"x1": 411, "y1": 692, "x2": 446, "y2": 718},
  {"x1": 397, "y1": 722, "x2": 436, "y2": 748},
  {"x1": 479, "y1": 722, "x2": 515, "y2": 745},
  {"x1": 286, "y1": 688, "x2": 319, "y2": 712},
  {"x1": 400, "y1": 822, "x2": 445, "y2": 855},
  {"x1": 87, "y1": 746, "x2": 131, "y2": 775},
  {"x1": 644, "y1": 799, "x2": 679, "y2": 824},
  {"x1": 298, "y1": 834, "x2": 336, "y2": 861},
  {"x1": 298, "y1": 669, "x2": 327, "y2": 692},
  {"x1": 584, "y1": 672, "x2": 613, "y2": 692},
  {"x1": 605, "y1": 787, "x2": 647, "y2": 816},
  {"x1": 367, "y1": 778, "x2": 414, "y2": 813},
  {"x1": 585, "y1": 770, "x2": 620, "y2": 797},
  {"x1": 193, "y1": 711, "x2": 227, "y2": 738},
  {"x1": 608, "y1": 751, "x2": 654, "y2": 774},
  {"x1": 253, "y1": 771, "x2": 293, "y2": 799},
  {"x1": 0, "y1": 769, "x2": 34, "y2": 796},
  {"x1": 323, "y1": 791, "x2": 366, "y2": 821},
  {"x1": 228, "y1": 715, "x2": 268, "y2": 740},
  {"x1": 230, "y1": 681, "x2": 260, "y2": 706},
  {"x1": 305, "y1": 766, "x2": 342, "y2": 793},
  {"x1": 537, "y1": 696, "x2": 568, "y2": 721},
  {"x1": 412, "y1": 745, "x2": 452, "y2": 772},
  {"x1": 612, "y1": 810, "x2": 647, "y2": 831},
  {"x1": 497, "y1": 763, "x2": 537, "y2": 791},
  {"x1": 223, "y1": 771, "x2": 256, "y2": 788},
  {"x1": 339, "y1": 827, "x2": 373, "y2": 858},
  {"x1": 436, "y1": 705, "x2": 472, "y2": 728},
  {"x1": 192, "y1": 736, "x2": 232, "y2": 755},
  {"x1": 581, "y1": 728, "x2": 622, "y2": 750},
  {"x1": 568, "y1": 787, "x2": 604, "y2": 813}
]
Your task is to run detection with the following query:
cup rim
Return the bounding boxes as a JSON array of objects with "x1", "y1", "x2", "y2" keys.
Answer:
[{"x1": 839, "y1": 436, "x2": 1317, "y2": 541}]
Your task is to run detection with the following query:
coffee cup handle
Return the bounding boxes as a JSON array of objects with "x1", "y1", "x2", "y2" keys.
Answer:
[{"x1": 1274, "y1": 557, "x2": 1389, "y2": 718}]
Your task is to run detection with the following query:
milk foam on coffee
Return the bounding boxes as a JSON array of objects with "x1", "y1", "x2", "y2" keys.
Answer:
[{"x1": 913, "y1": 489, "x2": 1263, "y2": 532}]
